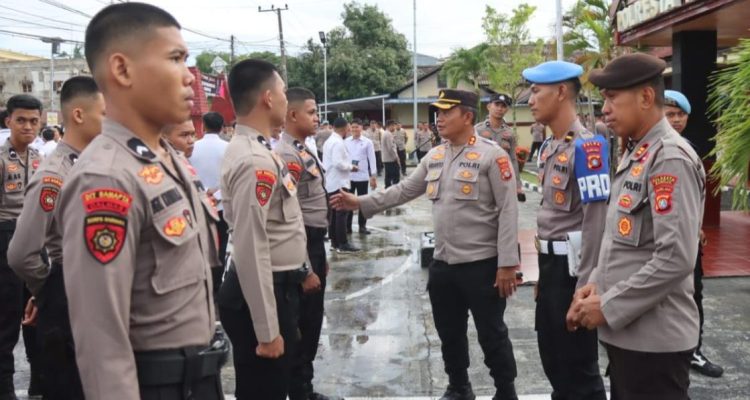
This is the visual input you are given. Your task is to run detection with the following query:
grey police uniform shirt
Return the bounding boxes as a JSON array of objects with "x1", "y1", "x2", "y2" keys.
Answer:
[
  {"x1": 275, "y1": 133, "x2": 329, "y2": 228},
  {"x1": 475, "y1": 119, "x2": 522, "y2": 189},
  {"x1": 590, "y1": 118, "x2": 704, "y2": 353},
  {"x1": 359, "y1": 134, "x2": 519, "y2": 267},
  {"x1": 221, "y1": 125, "x2": 307, "y2": 343},
  {"x1": 416, "y1": 129, "x2": 434, "y2": 152},
  {"x1": 0, "y1": 139, "x2": 42, "y2": 221},
  {"x1": 381, "y1": 129, "x2": 399, "y2": 163},
  {"x1": 56, "y1": 119, "x2": 216, "y2": 399},
  {"x1": 8, "y1": 142, "x2": 78, "y2": 295},
  {"x1": 537, "y1": 120, "x2": 608, "y2": 287},
  {"x1": 366, "y1": 128, "x2": 383, "y2": 152},
  {"x1": 394, "y1": 129, "x2": 407, "y2": 151}
]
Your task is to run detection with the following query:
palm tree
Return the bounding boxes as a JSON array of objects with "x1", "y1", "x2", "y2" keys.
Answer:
[
  {"x1": 442, "y1": 44, "x2": 489, "y2": 95},
  {"x1": 708, "y1": 38, "x2": 750, "y2": 210}
]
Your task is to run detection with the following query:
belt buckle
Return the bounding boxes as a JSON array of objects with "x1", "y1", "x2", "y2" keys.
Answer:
[{"x1": 534, "y1": 236, "x2": 541, "y2": 253}]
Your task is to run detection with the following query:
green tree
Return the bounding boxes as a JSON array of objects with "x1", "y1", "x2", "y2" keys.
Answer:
[
  {"x1": 442, "y1": 44, "x2": 489, "y2": 95},
  {"x1": 195, "y1": 51, "x2": 230, "y2": 74},
  {"x1": 708, "y1": 38, "x2": 750, "y2": 209},
  {"x1": 482, "y1": 4, "x2": 545, "y2": 131}
]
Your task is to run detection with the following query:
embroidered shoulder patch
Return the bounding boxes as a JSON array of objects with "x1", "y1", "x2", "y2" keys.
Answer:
[
  {"x1": 84, "y1": 214, "x2": 127, "y2": 264},
  {"x1": 496, "y1": 157, "x2": 513, "y2": 181},
  {"x1": 287, "y1": 162, "x2": 303, "y2": 182},
  {"x1": 42, "y1": 176, "x2": 63, "y2": 187},
  {"x1": 651, "y1": 174, "x2": 677, "y2": 215},
  {"x1": 39, "y1": 186, "x2": 59, "y2": 212},
  {"x1": 81, "y1": 189, "x2": 132, "y2": 216},
  {"x1": 255, "y1": 170, "x2": 277, "y2": 206}
]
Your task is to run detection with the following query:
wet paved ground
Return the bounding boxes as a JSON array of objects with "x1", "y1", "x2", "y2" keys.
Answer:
[{"x1": 11, "y1": 173, "x2": 750, "y2": 399}]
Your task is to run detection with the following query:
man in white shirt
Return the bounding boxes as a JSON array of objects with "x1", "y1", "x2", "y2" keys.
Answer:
[
  {"x1": 344, "y1": 119, "x2": 377, "y2": 234},
  {"x1": 322, "y1": 118, "x2": 359, "y2": 253},
  {"x1": 270, "y1": 125, "x2": 283, "y2": 150},
  {"x1": 191, "y1": 111, "x2": 229, "y2": 293},
  {"x1": 40, "y1": 126, "x2": 61, "y2": 156}
]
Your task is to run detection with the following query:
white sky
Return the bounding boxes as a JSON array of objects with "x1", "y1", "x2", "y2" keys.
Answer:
[{"x1": 0, "y1": 0, "x2": 579, "y2": 64}]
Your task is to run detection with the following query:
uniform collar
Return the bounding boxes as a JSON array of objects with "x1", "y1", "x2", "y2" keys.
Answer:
[
  {"x1": 617, "y1": 118, "x2": 670, "y2": 173},
  {"x1": 281, "y1": 131, "x2": 308, "y2": 152},
  {"x1": 235, "y1": 124, "x2": 273, "y2": 150},
  {"x1": 102, "y1": 119, "x2": 162, "y2": 162}
]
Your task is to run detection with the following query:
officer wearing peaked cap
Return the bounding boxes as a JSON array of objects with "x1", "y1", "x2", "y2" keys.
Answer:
[
  {"x1": 331, "y1": 89, "x2": 521, "y2": 400},
  {"x1": 475, "y1": 93, "x2": 525, "y2": 202},
  {"x1": 663, "y1": 89, "x2": 724, "y2": 379},
  {"x1": 567, "y1": 53, "x2": 705, "y2": 400},
  {"x1": 523, "y1": 60, "x2": 608, "y2": 400}
]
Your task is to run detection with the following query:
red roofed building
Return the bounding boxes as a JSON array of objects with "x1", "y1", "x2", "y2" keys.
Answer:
[{"x1": 188, "y1": 67, "x2": 210, "y2": 138}]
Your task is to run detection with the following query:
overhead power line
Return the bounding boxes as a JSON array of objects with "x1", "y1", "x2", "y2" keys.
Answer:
[
  {"x1": 0, "y1": 28, "x2": 83, "y2": 44},
  {"x1": 0, "y1": 15, "x2": 83, "y2": 33},
  {"x1": 0, "y1": 4, "x2": 87, "y2": 27}
]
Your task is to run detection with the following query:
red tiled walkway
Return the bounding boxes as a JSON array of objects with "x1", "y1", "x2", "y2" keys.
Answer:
[
  {"x1": 702, "y1": 211, "x2": 750, "y2": 277},
  {"x1": 518, "y1": 211, "x2": 750, "y2": 283}
]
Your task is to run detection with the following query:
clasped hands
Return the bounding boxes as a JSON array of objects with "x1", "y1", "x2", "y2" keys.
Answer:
[{"x1": 565, "y1": 283, "x2": 606, "y2": 332}]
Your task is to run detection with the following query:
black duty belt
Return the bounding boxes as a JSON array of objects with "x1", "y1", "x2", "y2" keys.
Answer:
[
  {"x1": 0, "y1": 219, "x2": 17, "y2": 232},
  {"x1": 134, "y1": 344, "x2": 226, "y2": 388},
  {"x1": 228, "y1": 261, "x2": 308, "y2": 285}
]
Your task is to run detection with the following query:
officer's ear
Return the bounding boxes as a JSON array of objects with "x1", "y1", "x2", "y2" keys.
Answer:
[
  {"x1": 71, "y1": 107, "x2": 85, "y2": 125},
  {"x1": 638, "y1": 85, "x2": 657, "y2": 110},
  {"x1": 108, "y1": 52, "x2": 134, "y2": 89}
]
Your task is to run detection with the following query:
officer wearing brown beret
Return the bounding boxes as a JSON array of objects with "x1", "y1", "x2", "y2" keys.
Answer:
[
  {"x1": 332, "y1": 89, "x2": 520, "y2": 400},
  {"x1": 567, "y1": 53, "x2": 705, "y2": 400}
]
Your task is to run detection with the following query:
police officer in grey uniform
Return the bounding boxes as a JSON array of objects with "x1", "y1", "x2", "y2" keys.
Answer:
[
  {"x1": 218, "y1": 59, "x2": 311, "y2": 400},
  {"x1": 56, "y1": 5, "x2": 225, "y2": 399},
  {"x1": 332, "y1": 89, "x2": 520, "y2": 400},
  {"x1": 568, "y1": 53, "x2": 705, "y2": 400},
  {"x1": 523, "y1": 61, "x2": 607, "y2": 400},
  {"x1": 0, "y1": 94, "x2": 43, "y2": 399},
  {"x1": 394, "y1": 122, "x2": 408, "y2": 175},
  {"x1": 8, "y1": 77, "x2": 104, "y2": 400},
  {"x1": 475, "y1": 94, "x2": 525, "y2": 202},
  {"x1": 275, "y1": 87, "x2": 340, "y2": 400}
]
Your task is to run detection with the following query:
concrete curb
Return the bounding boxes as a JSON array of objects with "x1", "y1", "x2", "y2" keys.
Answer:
[{"x1": 522, "y1": 179, "x2": 542, "y2": 194}]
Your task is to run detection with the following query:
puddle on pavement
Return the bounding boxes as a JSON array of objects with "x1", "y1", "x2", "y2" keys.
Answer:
[
  {"x1": 383, "y1": 208, "x2": 406, "y2": 217},
  {"x1": 332, "y1": 276, "x2": 385, "y2": 291}
]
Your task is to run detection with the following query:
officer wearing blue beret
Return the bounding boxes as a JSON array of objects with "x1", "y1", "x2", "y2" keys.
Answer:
[
  {"x1": 664, "y1": 89, "x2": 724, "y2": 379},
  {"x1": 523, "y1": 60, "x2": 608, "y2": 400}
]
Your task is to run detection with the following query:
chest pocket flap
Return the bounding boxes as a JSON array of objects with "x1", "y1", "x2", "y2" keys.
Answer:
[
  {"x1": 612, "y1": 184, "x2": 648, "y2": 247},
  {"x1": 150, "y1": 207, "x2": 202, "y2": 294},
  {"x1": 425, "y1": 164, "x2": 443, "y2": 201},
  {"x1": 454, "y1": 167, "x2": 480, "y2": 201}
]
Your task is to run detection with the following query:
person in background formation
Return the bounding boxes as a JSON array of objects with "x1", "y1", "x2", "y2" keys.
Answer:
[
  {"x1": 323, "y1": 118, "x2": 360, "y2": 253},
  {"x1": 415, "y1": 121, "x2": 433, "y2": 162},
  {"x1": 315, "y1": 120, "x2": 332, "y2": 161},
  {"x1": 663, "y1": 89, "x2": 724, "y2": 378},
  {"x1": 523, "y1": 60, "x2": 608, "y2": 400},
  {"x1": 594, "y1": 112, "x2": 608, "y2": 138},
  {"x1": 220, "y1": 121, "x2": 235, "y2": 141},
  {"x1": 0, "y1": 110, "x2": 10, "y2": 144},
  {"x1": 0, "y1": 94, "x2": 44, "y2": 400},
  {"x1": 218, "y1": 59, "x2": 310, "y2": 400},
  {"x1": 394, "y1": 121, "x2": 408, "y2": 175},
  {"x1": 275, "y1": 87, "x2": 340, "y2": 400},
  {"x1": 331, "y1": 89, "x2": 521, "y2": 400},
  {"x1": 382, "y1": 120, "x2": 401, "y2": 188},
  {"x1": 568, "y1": 53, "x2": 705, "y2": 400},
  {"x1": 475, "y1": 94, "x2": 525, "y2": 202},
  {"x1": 8, "y1": 76, "x2": 104, "y2": 400},
  {"x1": 527, "y1": 121, "x2": 546, "y2": 161},
  {"x1": 190, "y1": 111, "x2": 230, "y2": 298},
  {"x1": 270, "y1": 125, "x2": 283, "y2": 150},
  {"x1": 57, "y1": 4, "x2": 225, "y2": 398},
  {"x1": 39, "y1": 126, "x2": 61, "y2": 156},
  {"x1": 345, "y1": 119, "x2": 377, "y2": 235},
  {"x1": 366, "y1": 120, "x2": 383, "y2": 176},
  {"x1": 161, "y1": 119, "x2": 196, "y2": 157}
]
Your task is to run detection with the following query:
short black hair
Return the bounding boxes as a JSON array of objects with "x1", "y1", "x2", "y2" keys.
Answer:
[
  {"x1": 85, "y1": 2, "x2": 181, "y2": 74},
  {"x1": 6, "y1": 94, "x2": 43, "y2": 115},
  {"x1": 0, "y1": 110, "x2": 7, "y2": 129},
  {"x1": 351, "y1": 118, "x2": 363, "y2": 126},
  {"x1": 386, "y1": 120, "x2": 396, "y2": 127},
  {"x1": 202, "y1": 112, "x2": 224, "y2": 132},
  {"x1": 228, "y1": 59, "x2": 279, "y2": 115},
  {"x1": 42, "y1": 127, "x2": 56, "y2": 141},
  {"x1": 566, "y1": 78, "x2": 582, "y2": 98},
  {"x1": 333, "y1": 117, "x2": 348, "y2": 129},
  {"x1": 457, "y1": 105, "x2": 477, "y2": 124},
  {"x1": 60, "y1": 76, "x2": 100, "y2": 108},
  {"x1": 286, "y1": 87, "x2": 315, "y2": 104},
  {"x1": 637, "y1": 75, "x2": 665, "y2": 107}
]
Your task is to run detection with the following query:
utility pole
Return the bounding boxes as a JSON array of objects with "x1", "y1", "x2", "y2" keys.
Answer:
[
  {"x1": 259, "y1": 4, "x2": 289, "y2": 83},
  {"x1": 41, "y1": 37, "x2": 62, "y2": 111},
  {"x1": 556, "y1": 0, "x2": 563, "y2": 60},
  {"x1": 230, "y1": 34, "x2": 236, "y2": 66},
  {"x1": 412, "y1": 0, "x2": 418, "y2": 141},
  {"x1": 319, "y1": 31, "x2": 327, "y2": 122}
]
